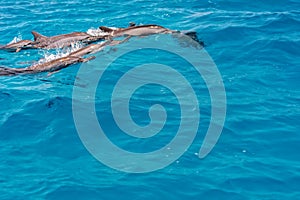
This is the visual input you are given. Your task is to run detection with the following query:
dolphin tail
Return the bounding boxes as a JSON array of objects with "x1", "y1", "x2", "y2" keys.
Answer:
[
  {"x1": 0, "y1": 45, "x2": 6, "y2": 50},
  {"x1": 184, "y1": 32, "x2": 205, "y2": 47}
]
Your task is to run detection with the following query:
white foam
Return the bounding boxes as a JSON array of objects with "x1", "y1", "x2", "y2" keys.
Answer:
[{"x1": 86, "y1": 28, "x2": 109, "y2": 37}]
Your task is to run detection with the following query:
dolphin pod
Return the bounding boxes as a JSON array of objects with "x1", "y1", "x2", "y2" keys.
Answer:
[
  {"x1": 0, "y1": 39, "x2": 130, "y2": 76},
  {"x1": 0, "y1": 23, "x2": 203, "y2": 76}
]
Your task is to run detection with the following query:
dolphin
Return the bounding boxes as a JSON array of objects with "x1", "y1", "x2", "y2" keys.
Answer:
[
  {"x1": 0, "y1": 56, "x2": 94, "y2": 76},
  {"x1": 99, "y1": 24, "x2": 204, "y2": 46},
  {"x1": 0, "y1": 39, "x2": 33, "y2": 52},
  {"x1": 99, "y1": 24, "x2": 175, "y2": 38},
  {"x1": 31, "y1": 31, "x2": 105, "y2": 49}
]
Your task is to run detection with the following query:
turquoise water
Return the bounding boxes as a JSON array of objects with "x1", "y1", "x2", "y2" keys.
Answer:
[{"x1": 1, "y1": 0, "x2": 300, "y2": 199}]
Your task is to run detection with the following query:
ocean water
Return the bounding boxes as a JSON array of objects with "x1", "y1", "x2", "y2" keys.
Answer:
[{"x1": 0, "y1": 0, "x2": 300, "y2": 199}]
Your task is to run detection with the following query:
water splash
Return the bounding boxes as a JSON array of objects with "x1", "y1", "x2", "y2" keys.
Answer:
[
  {"x1": 38, "y1": 42, "x2": 84, "y2": 64},
  {"x1": 8, "y1": 33, "x2": 22, "y2": 44},
  {"x1": 86, "y1": 27, "x2": 118, "y2": 37}
]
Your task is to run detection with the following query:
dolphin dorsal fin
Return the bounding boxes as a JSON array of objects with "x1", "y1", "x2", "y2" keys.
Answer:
[
  {"x1": 129, "y1": 22, "x2": 136, "y2": 27},
  {"x1": 31, "y1": 31, "x2": 47, "y2": 41},
  {"x1": 99, "y1": 26, "x2": 114, "y2": 33}
]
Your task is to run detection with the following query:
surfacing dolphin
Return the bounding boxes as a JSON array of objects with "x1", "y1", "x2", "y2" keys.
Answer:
[
  {"x1": 99, "y1": 24, "x2": 175, "y2": 38},
  {"x1": 99, "y1": 23, "x2": 204, "y2": 47}
]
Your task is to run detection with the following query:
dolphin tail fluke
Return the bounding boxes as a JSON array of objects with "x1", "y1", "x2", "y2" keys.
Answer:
[
  {"x1": 184, "y1": 31, "x2": 205, "y2": 47},
  {"x1": 31, "y1": 31, "x2": 48, "y2": 41}
]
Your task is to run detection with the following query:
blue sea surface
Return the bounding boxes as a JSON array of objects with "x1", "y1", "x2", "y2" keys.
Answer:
[{"x1": 0, "y1": 0, "x2": 299, "y2": 199}]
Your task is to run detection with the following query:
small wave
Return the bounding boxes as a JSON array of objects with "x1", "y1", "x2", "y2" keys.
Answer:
[
  {"x1": 8, "y1": 33, "x2": 22, "y2": 44},
  {"x1": 86, "y1": 27, "x2": 118, "y2": 37},
  {"x1": 38, "y1": 42, "x2": 84, "y2": 64}
]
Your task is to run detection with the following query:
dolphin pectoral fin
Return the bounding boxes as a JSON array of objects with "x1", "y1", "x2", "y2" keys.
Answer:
[
  {"x1": 31, "y1": 31, "x2": 48, "y2": 41},
  {"x1": 79, "y1": 56, "x2": 96, "y2": 63},
  {"x1": 16, "y1": 48, "x2": 21, "y2": 53}
]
